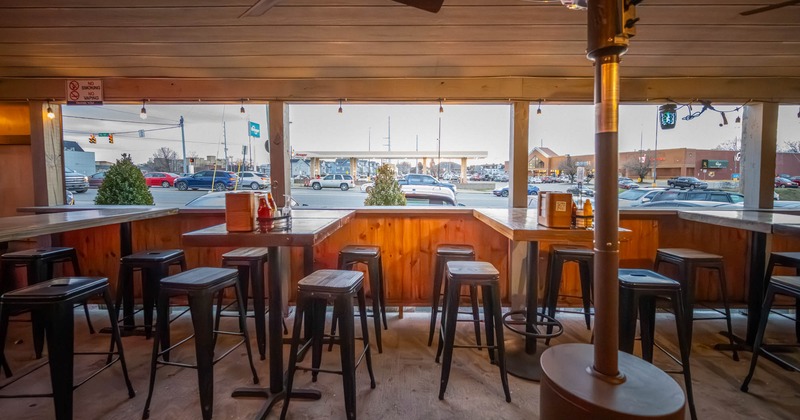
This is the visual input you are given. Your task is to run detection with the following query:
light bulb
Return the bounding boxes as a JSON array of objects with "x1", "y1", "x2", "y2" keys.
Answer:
[
  {"x1": 735, "y1": 115, "x2": 741, "y2": 124},
  {"x1": 439, "y1": 99, "x2": 444, "y2": 114},
  {"x1": 140, "y1": 100, "x2": 147, "y2": 120},
  {"x1": 46, "y1": 105, "x2": 55, "y2": 119},
  {"x1": 338, "y1": 99, "x2": 343, "y2": 114},
  {"x1": 240, "y1": 105, "x2": 246, "y2": 114},
  {"x1": 536, "y1": 99, "x2": 542, "y2": 115}
]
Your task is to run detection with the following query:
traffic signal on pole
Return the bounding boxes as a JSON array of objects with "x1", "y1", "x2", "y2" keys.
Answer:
[
  {"x1": 108, "y1": 134, "x2": 114, "y2": 144},
  {"x1": 89, "y1": 134, "x2": 96, "y2": 144}
]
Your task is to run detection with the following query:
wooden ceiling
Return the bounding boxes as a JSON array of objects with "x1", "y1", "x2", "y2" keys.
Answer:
[{"x1": 0, "y1": 0, "x2": 798, "y2": 102}]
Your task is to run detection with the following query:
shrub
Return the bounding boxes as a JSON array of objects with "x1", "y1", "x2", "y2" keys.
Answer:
[
  {"x1": 364, "y1": 164, "x2": 406, "y2": 206},
  {"x1": 95, "y1": 154, "x2": 154, "y2": 205}
]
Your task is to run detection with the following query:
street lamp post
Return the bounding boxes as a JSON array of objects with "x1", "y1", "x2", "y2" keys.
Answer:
[
  {"x1": 652, "y1": 106, "x2": 659, "y2": 187},
  {"x1": 437, "y1": 116, "x2": 442, "y2": 179}
]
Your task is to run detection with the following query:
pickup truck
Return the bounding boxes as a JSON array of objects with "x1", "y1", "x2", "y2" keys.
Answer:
[
  {"x1": 398, "y1": 174, "x2": 457, "y2": 193},
  {"x1": 65, "y1": 167, "x2": 89, "y2": 193},
  {"x1": 667, "y1": 176, "x2": 708, "y2": 190}
]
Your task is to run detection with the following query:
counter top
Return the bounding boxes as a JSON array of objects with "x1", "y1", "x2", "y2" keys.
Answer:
[{"x1": 678, "y1": 210, "x2": 800, "y2": 234}]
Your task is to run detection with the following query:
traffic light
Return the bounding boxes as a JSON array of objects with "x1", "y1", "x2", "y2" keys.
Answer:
[
  {"x1": 89, "y1": 134, "x2": 96, "y2": 144},
  {"x1": 108, "y1": 134, "x2": 114, "y2": 144}
]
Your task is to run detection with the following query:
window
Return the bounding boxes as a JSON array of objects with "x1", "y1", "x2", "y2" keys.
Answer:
[{"x1": 324, "y1": 175, "x2": 334, "y2": 180}]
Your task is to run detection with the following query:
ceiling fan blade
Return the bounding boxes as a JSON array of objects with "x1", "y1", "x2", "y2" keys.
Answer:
[
  {"x1": 240, "y1": 0, "x2": 282, "y2": 18},
  {"x1": 740, "y1": 0, "x2": 800, "y2": 16},
  {"x1": 392, "y1": 0, "x2": 445, "y2": 13}
]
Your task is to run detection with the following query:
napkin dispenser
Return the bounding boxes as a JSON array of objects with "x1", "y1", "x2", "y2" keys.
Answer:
[
  {"x1": 225, "y1": 191, "x2": 256, "y2": 232},
  {"x1": 537, "y1": 192, "x2": 572, "y2": 228}
]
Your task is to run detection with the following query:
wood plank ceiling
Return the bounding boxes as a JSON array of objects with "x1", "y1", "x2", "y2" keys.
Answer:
[{"x1": 0, "y1": 0, "x2": 798, "y2": 102}]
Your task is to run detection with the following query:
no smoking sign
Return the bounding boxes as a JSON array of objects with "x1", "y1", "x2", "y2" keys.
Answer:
[{"x1": 65, "y1": 79, "x2": 103, "y2": 105}]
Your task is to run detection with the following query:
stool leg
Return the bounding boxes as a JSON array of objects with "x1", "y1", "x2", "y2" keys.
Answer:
[
  {"x1": 335, "y1": 295, "x2": 358, "y2": 420},
  {"x1": 428, "y1": 255, "x2": 445, "y2": 346},
  {"x1": 66, "y1": 251, "x2": 95, "y2": 335},
  {"x1": 102, "y1": 288, "x2": 135, "y2": 397},
  {"x1": 741, "y1": 288, "x2": 777, "y2": 393},
  {"x1": 45, "y1": 302, "x2": 75, "y2": 420},
  {"x1": 481, "y1": 285, "x2": 496, "y2": 364},
  {"x1": 311, "y1": 299, "x2": 327, "y2": 383},
  {"x1": 369, "y1": 264, "x2": 383, "y2": 354},
  {"x1": 618, "y1": 287, "x2": 638, "y2": 355},
  {"x1": 639, "y1": 295, "x2": 656, "y2": 363},
  {"x1": 117, "y1": 265, "x2": 135, "y2": 332},
  {"x1": 438, "y1": 279, "x2": 460, "y2": 399},
  {"x1": 281, "y1": 295, "x2": 308, "y2": 420},
  {"x1": 0, "y1": 304, "x2": 12, "y2": 377},
  {"x1": 357, "y1": 288, "x2": 376, "y2": 388},
  {"x1": 233, "y1": 281, "x2": 260, "y2": 385},
  {"x1": 545, "y1": 256, "x2": 564, "y2": 345},
  {"x1": 376, "y1": 256, "x2": 388, "y2": 330},
  {"x1": 469, "y1": 285, "x2": 482, "y2": 347},
  {"x1": 213, "y1": 290, "x2": 224, "y2": 345},
  {"x1": 142, "y1": 267, "x2": 156, "y2": 340},
  {"x1": 142, "y1": 293, "x2": 167, "y2": 420},
  {"x1": 579, "y1": 260, "x2": 593, "y2": 330},
  {"x1": 249, "y1": 261, "x2": 268, "y2": 360},
  {"x1": 489, "y1": 283, "x2": 511, "y2": 403},
  {"x1": 29, "y1": 260, "x2": 47, "y2": 358},
  {"x1": 682, "y1": 263, "x2": 695, "y2": 356},
  {"x1": 157, "y1": 289, "x2": 171, "y2": 363},
  {"x1": 715, "y1": 264, "x2": 739, "y2": 361},
  {"x1": 672, "y1": 291, "x2": 697, "y2": 420},
  {"x1": 188, "y1": 292, "x2": 215, "y2": 420}
]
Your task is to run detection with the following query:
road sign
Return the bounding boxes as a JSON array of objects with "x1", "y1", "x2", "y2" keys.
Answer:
[
  {"x1": 249, "y1": 121, "x2": 261, "y2": 138},
  {"x1": 65, "y1": 79, "x2": 103, "y2": 105},
  {"x1": 98, "y1": 132, "x2": 109, "y2": 137}
]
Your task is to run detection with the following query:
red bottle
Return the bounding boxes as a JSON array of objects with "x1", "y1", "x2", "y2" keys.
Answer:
[{"x1": 257, "y1": 195, "x2": 273, "y2": 232}]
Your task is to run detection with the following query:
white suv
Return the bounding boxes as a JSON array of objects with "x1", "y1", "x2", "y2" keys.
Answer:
[
  {"x1": 310, "y1": 174, "x2": 355, "y2": 191},
  {"x1": 237, "y1": 171, "x2": 269, "y2": 190}
]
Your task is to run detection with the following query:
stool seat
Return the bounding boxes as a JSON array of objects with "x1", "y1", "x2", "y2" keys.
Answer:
[
  {"x1": 121, "y1": 249, "x2": 185, "y2": 263},
  {"x1": 299, "y1": 269, "x2": 363, "y2": 295},
  {"x1": 0, "y1": 247, "x2": 76, "y2": 260},
  {"x1": 772, "y1": 275, "x2": 800, "y2": 290},
  {"x1": 222, "y1": 247, "x2": 269, "y2": 261},
  {"x1": 436, "y1": 245, "x2": 475, "y2": 256},
  {"x1": 619, "y1": 269, "x2": 681, "y2": 289},
  {"x1": 340, "y1": 245, "x2": 380, "y2": 257},
  {"x1": 657, "y1": 248, "x2": 722, "y2": 261},
  {"x1": 552, "y1": 246, "x2": 594, "y2": 258},
  {"x1": 772, "y1": 251, "x2": 800, "y2": 261},
  {"x1": 446, "y1": 261, "x2": 498, "y2": 280},
  {"x1": 161, "y1": 267, "x2": 238, "y2": 291},
  {"x1": 2, "y1": 277, "x2": 107, "y2": 303}
]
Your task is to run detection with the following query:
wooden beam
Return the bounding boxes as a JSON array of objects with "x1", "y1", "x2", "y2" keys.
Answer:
[
  {"x1": 741, "y1": 102, "x2": 778, "y2": 210},
  {"x1": 29, "y1": 101, "x2": 64, "y2": 207},
  {"x1": 509, "y1": 101, "x2": 529, "y2": 209}
]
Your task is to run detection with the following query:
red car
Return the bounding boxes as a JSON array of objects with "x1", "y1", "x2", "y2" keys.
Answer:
[
  {"x1": 144, "y1": 172, "x2": 179, "y2": 188},
  {"x1": 775, "y1": 177, "x2": 799, "y2": 188}
]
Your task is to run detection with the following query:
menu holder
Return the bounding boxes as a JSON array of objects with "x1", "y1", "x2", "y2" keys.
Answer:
[
  {"x1": 257, "y1": 213, "x2": 292, "y2": 232},
  {"x1": 537, "y1": 192, "x2": 573, "y2": 228}
]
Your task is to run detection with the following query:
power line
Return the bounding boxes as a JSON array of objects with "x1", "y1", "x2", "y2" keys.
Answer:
[{"x1": 63, "y1": 115, "x2": 179, "y2": 126}]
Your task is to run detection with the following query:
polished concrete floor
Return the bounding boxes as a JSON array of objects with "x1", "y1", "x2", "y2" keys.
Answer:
[{"x1": 0, "y1": 306, "x2": 798, "y2": 419}]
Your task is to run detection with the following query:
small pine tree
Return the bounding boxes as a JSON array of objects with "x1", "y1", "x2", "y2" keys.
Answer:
[
  {"x1": 364, "y1": 164, "x2": 406, "y2": 206},
  {"x1": 95, "y1": 154, "x2": 154, "y2": 205}
]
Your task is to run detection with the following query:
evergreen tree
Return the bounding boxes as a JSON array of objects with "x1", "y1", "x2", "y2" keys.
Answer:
[
  {"x1": 95, "y1": 154, "x2": 154, "y2": 205},
  {"x1": 364, "y1": 164, "x2": 406, "y2": 206}
]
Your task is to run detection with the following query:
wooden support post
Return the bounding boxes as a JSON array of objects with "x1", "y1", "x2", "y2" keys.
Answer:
[
  {"x1": 740, "y1": 102, "x2": 778, "y2": 210},
  {"x1": 509, "y1": 101, "x2": 530, "y2": 209},
  {"x1": 350, "y1": 157, "x2": 358, "y2": 178},
  {"x1": 460, "y1": 157, "x2": 467, "y2": 184},
  {"x1": 268, "y1": 101, "x2": 292, "y2": 315},
  {"x1": 29, "y1": 101, "x2": 63, "y2": 208}
]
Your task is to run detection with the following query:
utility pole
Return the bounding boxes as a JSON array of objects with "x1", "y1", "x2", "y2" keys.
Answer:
[
  {"x1": 223, "y1": 121, "x2": 229, "y2": 171},
  {"x1": 653, "y1": 106, "x2": 660, "y2": 186},
  {"x1": 437, "y1": 116, "x2": 442, "y2": 179},
  {"x1": 180, "y1": 116, "x2": 187, "y2": 174},
  {"x1": 247, "y1": 117, "x2": 253, "y2": 170},
  {"x1": 383, "y1": 116, "x2": 391, "y2": 164},
  {"x1": 416, "y1": 134, "x2": 419, "y2": 173}
]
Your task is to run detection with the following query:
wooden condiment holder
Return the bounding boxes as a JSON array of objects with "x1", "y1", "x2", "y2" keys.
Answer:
[
  {"x1": 225, "y1": 191, "x2": 256, "y2": 232},
  {"x1": 538, "y1": 192, "x2": 573, "y2": 228}
]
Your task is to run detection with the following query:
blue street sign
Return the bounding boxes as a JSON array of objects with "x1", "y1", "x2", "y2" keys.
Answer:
[{"x1": 249, "y1": 121, "x2": 261, "y2": 138}]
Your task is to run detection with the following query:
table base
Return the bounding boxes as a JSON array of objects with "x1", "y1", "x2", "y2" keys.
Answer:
[
  {"x1": 504, "y1": 338, "x2": 549, "y2": 382},
  {"x1": 232, "y1": 387, "x2": 321, "y2": 420}
]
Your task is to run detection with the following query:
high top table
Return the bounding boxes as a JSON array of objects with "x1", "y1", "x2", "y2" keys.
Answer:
[
  {"x1": 473, "y1": 208, "x2": 630, "y2": 381},
  {"x1": 678, "y1": 209, "x2": 800, "y2": 349},
  {"x1": 181, "y1": 209, "x2": 354, "y2": 420}
]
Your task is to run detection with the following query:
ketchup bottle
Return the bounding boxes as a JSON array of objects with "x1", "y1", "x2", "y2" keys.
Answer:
[
  {"x1": 267, "y1": 192, "x2": 278, "y2": 214},
  {"x1": 257, "y1": 195, "x2": 270, "y2": 218}
]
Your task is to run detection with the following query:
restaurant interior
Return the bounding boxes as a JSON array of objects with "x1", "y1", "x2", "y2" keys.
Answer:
[{"x1": 1, "y1": 1, "x2": 799, "y2": 419}]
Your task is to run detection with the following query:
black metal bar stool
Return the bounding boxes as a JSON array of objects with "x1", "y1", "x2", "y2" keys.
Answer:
[
  {"x1": 763, "y1": 252, "x2": 800, "y2": 342},
  {"x1": 116, "y1": 249, "x2": 186, "y2": 338},
  {"x1": 618, "y1": 269, "x2": 696, "y2": 420},
  {"x1": 282, "y1": 269, "x2": 376, "y2": 420},
  {"x1": 142, "y1": 267, "x2": 259, "y2": 420},
  {"x1": 0, "y1": 277, "x2": 135, "y2": 420},
  {"x1": 654, "y1": 247, "x2": 738, "y2": 361},
  {"x1": 741, "y1": 275, "x2": 800, "y2": 392},
  {"x1": 543, "y1": 246, "x2": 594, "y2": 344},
  {"x1": 427, "y1": 244, "x2": 481, "y2": 347},
  {"x1": 216, "y1": 247, "x2": 286, "y2": 361},
  {"x1": 1, "y1": 247, "x2": 94, "y2": 359},
  {"x1": 435, "y1": 261, "x2": 510, "y2": 403},
  {"x1": 332, "y1": 245, "x2": 387, "y2": 353}
]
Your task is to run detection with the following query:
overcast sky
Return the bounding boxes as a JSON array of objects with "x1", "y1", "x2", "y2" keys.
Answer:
[{"x1": 63, "y1": 103, "x2": 799, "y2": 167}]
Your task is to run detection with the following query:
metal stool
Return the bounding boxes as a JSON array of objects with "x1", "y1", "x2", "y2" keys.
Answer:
[
  {"x1": 0, "y1": 277, "x2": 135, "y2": 420},
  {"x1": 618, "y1": 269, "x2": 696, "y2": 420},
  {"x1": 655, "y1": 247, "x2": 738, "y2": 361},
  {"x1": 543, "y1": 246, "x2": 594, "y2": 344},
  {"x1": 282, "y1": 270, "x2": 376, "y2": 420},
  {"x1": 116, "y1": 249, "x2": 186, "y2": 338},
  {"x1": 741, "y1": 276, "x2": 800, "y2": 392},
  {"x1": 763, "y1": 252, "x2": 800, "y2": 342},
  {"x1": 436, "y1": 261, "x2": 510, "y2": 403},
  {"x1": 333, "y1": 245, "x2": 387, "y2": 353},
  {"x1": 427, "y1": 244, "x2": 480, "y2": 347},
  {"x1": 0, "y1": 247, "x2": 94, "y2": 358},
  {"x1": 142, "y1": 267, "x2": 259, "y2": 420},
  {"x1": 216, "y1": 247, "x2": 286, "y2": 360}
]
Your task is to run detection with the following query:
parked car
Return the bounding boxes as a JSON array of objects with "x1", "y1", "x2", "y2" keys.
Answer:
[
  {"x1": 404, "y1": 191, "x2": 460, "y2": 206},
  {"x1": 492, "y1": 184, "x2": 539, "y2": 197},
  {"x1": 647, "y1": 189, "x2": 744, "y2": 205},
  {"x1": 619, "y1": 179, "x2": 640, "y2": 189},
  {"x1": 790, "y1": 176, "x2": 800, "y2": 184},
  {"x1": 399, "y1": 174, "x2": 457, "y2": 193},
  {"x1": 310, "y1": 174, "x2": 355, "y2": 191},
  {"x1": 529, "y1": 176, "x2": 542, "y2": 184},
  {"x1": 566, "y1": 186, "x2": 595, "y2": 197},
  {"x1": 144, "y1": 172, "x2": 179, "y2": 188},
  {"x1": 618, "y1": 188, "x2": 665, "y2": 207},
  {"x1": 636, "y1": 200, "x2": 740, "y2": 209},
  {"x1": 174, "y1": 170, "x2": 238, "y2": 191},
  {"x1": 88, "y1": 172, "x2": 106, "y2": 188},
  {"x1": 774, "y1": 177, "x2": 798, "y2": 188},
  {"x1": 64, "y1": 167, "x2": 89, "y2": 193},
  {"x1": 667, "y1": 176, "x2": 708, "y2": 190},
  {"x1": 184, "y1": 192, "x2": 303, "y2": 208},
  {"x1": 237, "y1": 171, "x2": 270, "y2": 190}
]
